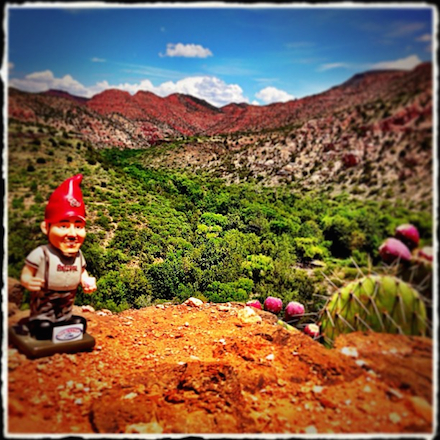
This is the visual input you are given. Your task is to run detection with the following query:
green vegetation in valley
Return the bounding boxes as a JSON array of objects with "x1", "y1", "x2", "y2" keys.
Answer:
[{"x1": 8, "y1": 122, "x2": 433, "y2": 315}]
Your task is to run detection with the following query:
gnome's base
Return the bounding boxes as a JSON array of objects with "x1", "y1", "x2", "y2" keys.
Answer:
[{"x1": 8, "y1": 324, "x2": 95, "y2": 359}]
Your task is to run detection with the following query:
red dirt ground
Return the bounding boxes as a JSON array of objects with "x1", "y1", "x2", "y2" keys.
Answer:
[{"x1": 6, "y1": 300, "x2": 435, "y2": 435}]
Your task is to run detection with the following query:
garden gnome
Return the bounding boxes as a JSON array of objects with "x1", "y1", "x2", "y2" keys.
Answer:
[{"x1": 20, "y1": 174, "x2": 97, "y2": 340}]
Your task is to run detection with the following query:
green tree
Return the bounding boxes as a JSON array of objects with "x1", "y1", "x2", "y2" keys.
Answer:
[
  {"x1": 321, "y1": 214, "x2": 355, "y2": 258},
  {"x1": 241, "y1": 254, "x2": 274, "y2": 283}
]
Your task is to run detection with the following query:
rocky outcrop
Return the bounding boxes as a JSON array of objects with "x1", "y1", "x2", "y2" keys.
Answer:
[
  {"x1": 7, "y1": 302, "x2": 433, "y2": 435},
  {"x1": 8, "y1": 277, "x2": 23, "y2": 306}
]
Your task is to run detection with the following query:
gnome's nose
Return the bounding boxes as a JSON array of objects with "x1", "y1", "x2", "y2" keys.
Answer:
[{"x1": 67, "y1": 224, "x2": 78, "y2": 237}]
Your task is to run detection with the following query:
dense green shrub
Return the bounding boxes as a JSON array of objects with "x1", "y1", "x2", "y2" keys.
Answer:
[
  {"x1": 205, "y1": 278, "x2": 253, "y2": 303},
  {"x1": 294, "y1": 237, "x2": 328, "y2": 262},
  {"x1": 241, "y1": 254, "x2": 274, "y2": 283},
  {"x1": 321, "y1": 214, "x2": 356, "y2": 258},
  {"x1": 146, "y1": 257, "x2": 188, "y2": 301}
]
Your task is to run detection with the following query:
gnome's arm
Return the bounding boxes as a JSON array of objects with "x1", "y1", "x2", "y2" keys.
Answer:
[{"x1": 20, "y1": 264, "x2": 45, "y2": 292}]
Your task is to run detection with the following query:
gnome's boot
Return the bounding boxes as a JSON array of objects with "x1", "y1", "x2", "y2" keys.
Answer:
[{"x1": 28, "y1": 319, "x2": 54, "y2": 340}]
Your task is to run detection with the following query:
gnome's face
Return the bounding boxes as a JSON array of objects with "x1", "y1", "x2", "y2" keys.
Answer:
[
  {"x1": 42, "y1": 174, "x2": 87, "y2": 256},
  {"x1": 42, "y1": 218, "x2": 86, "y2": 257}
]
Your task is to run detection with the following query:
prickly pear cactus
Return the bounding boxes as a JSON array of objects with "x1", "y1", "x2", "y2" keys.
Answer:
[
  {"x1": 396, "y1": 254, "x2": 433, "y2": 331},
  {"x1": 319, "y1": 275, "x2": 427, "y2": 347}
]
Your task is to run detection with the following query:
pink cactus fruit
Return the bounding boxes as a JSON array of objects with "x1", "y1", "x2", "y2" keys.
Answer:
[
  {"x1": 263, "y1": 296, "x2": 283, "y2": 314},
  {"x1": 395, "y1": 224, "x2": 420, "y2": 250},
  {"x1": 304, "y1": 323, "x2": 320, "y2": 338},
  {"x1": 418, "y1": 246, "x2": 433, "y2": 263},
  {"x1": 284, "y1": 301, "x2": 305, "y2": 321},
  {"x1": 246, "y1": 300, "x2": 262, "y2": 310},
  {"x1": 379, "y1": 237, "x2": 412, "y2": 264}
]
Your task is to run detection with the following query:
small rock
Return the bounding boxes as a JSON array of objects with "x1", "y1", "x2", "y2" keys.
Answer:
[
  {"x1": 319, "y1": 397, "x2": 337, "y2": 409},
  {"x1": 8, "y1": 277, "x2": 24, "y2": 305},
  {"x1": 125, "y1": 422, "x2": 163, "y2": 434},
  {"x1": 8, "y1": 302, "x2": 19, "y2": 317},
  {"x1": 237, "y1": 307, "x2": 262, "y2": 324},
  {"x1": 304, "y1": 425, "x2": 317, "y2": 434},
  {"x1": 340, "y1": 346, "x2": 359, "y2": 358},
  {"x1": 389, "y1": 412, "x2": 401, "y2": 424},
  {"x1": 407, "y1": 396, "x2": 432, "y2": 423},
  {"x1": 218, "y1": 305, "x2": 230, "y2": 312},
  {"x1": 66, "y1": 354, "x2": 77, "y2": 364},
  {"x1": 183, "y1": 297, "x2": 204, "y2": 307},
  {"x1": 386, "y1": 388, "x2": 403, "y2": 400}
]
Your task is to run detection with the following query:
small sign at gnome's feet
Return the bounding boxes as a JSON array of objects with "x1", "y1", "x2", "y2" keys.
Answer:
[{"x1": 52, "y1": 323, "x2": 84, "y2": 343}]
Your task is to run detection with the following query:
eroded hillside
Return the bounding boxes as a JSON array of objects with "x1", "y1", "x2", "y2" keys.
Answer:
[{"x1": 8, "y1": 63, "x2": 433, "y2": 208}]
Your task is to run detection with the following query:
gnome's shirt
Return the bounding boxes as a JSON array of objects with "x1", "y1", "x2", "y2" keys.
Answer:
[{"x1": 25, "y1": 244, "x2": 86, "y2": 322}]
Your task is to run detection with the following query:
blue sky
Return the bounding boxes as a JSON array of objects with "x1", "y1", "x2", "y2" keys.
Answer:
[{"x1": 5, "y1": 3, "x2": 435, "y2": 107}]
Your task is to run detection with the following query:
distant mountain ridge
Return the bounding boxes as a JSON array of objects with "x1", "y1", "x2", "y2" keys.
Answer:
[
  {"x1": 43, "y1": 89, "x2": 90, "y2": 105},
  {"x1": 8, "y1": 62, "x2": 432, "y2": 148}
]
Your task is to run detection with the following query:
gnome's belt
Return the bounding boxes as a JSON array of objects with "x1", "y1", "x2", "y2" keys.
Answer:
[{"x1": 36, "y1": 289, "x2": 77, "y2": 297}]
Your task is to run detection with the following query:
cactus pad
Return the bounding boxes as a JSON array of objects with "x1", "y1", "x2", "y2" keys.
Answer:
[{"x1": 319, "y1": 275, "x2": 427, "y2": 347}]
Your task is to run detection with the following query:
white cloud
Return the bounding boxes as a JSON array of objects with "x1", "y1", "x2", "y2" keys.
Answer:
[
  {"x1": 9, "y1": 70, "x2": 91, "y2": 96},
  {"x1": 91, "y1": 76, "x2": 247, "y2": 107},
  {"x1": 153, "y1": 76, "x2": 247, "y2": 107},
  {"x1": 416, "y1": 33, "x2": 432, "y2": 42},
  {"x1": 91, "y1": 57, "x2": 106, "y2": 63},
  {"x1": 318, "y1": 62, "x2": 351, "y2": 72},
  {"x1": 160, "y1": 43, "x2": 213, "y2": 58},
  {"x1": 370, "y1": 54, "x2": 422, "y2": 70},
  {"x1": 8, "y1": 70, "x2": 247, "y2": 107},
  {"x1": 385, "y1": 22, "x2": 426, "y2": 38},
  {"x1": 318, "y1": 54, "x2": 423, "y2": 73},
  {"x1": 255, "y1": 86, "x2": 294, "y2": 104}
]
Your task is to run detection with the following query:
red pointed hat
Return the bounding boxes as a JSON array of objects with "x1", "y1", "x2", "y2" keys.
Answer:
[{"x1": 45, "y1": 174, "x2": 86, "y2": 225}]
